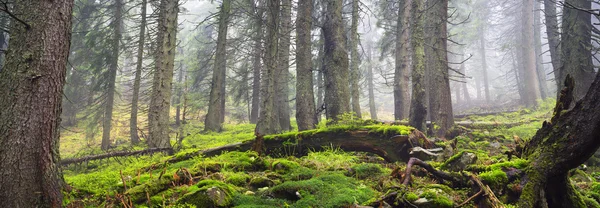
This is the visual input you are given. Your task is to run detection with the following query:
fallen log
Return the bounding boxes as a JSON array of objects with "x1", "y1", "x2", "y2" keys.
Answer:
[
  {"x1": 390, "y1": 121, "x2": 525, "y2": 129},
  {"x1": 60, "y1": 148, "x2": 173, "y2": 166}
]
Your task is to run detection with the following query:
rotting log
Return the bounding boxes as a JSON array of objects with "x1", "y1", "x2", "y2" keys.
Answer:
[
  {"x1": 391, "y1": 121, "x2": 524, "y2": 129},
  {"x1": 60, "y1": 148, "x2": 173, "y2": 166}
]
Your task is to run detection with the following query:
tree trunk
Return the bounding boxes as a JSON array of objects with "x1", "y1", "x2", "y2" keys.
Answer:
[
  {"x1": 534, "y1": 0, "x2": 549, "y2": 99},
  {"x1": 543, "y1": 0, "x2": 562, "y2": 98},
  {"x1": 295, "y1": 0, "x2": 317, "y2": 131},
  {"x1": 561, "y1": 0, "x2": 595, "y2": 100},
  {"x1": 518, "y1": 74, "x2": 600, "y2": 207},
  {"x1": 425, "y1": 0, "x2": 453, "y2": 138},
  {"x1": 148, "y1": 0, "x2": 178, "y2": 148},
  {"x1": 205, "y1": 0, "x2": 230, "y2": 132},
  {"x1": 250, "y1": 0, "x2": 262, "y2": 124},
  {"x1": 350, "y1": 0, "x2": 361, "y2": 118},
  {"x1": 175, "y1": 48, "x2": 184, "y2": 126},
  {"x1": 130, "y1": 0, "x2": 147, "y2": 144},
  {"x1": 256, "y1": 0, "x2": 281, "y2": 135},
  {"x1": 102, "y1": 0, "x2": 123, "y2": 150},
  {"x1": 478, "y1": 26, "x2": 490, "y2": 103},
  {"x1": 0, "y1": 0, "x2": 73, "y2": 206},
  {"x1": 316, "y1": 31, "x2": 325, "y2": 121},
  {"x1": 394, "y1": 0, "x2": 412, "y2": 121},
  {"x1": 522, "y1": 0, "x2": 542, "y2": 107},
  {"x1": 366, "y1": 39, "x2": 378, "y2": 120},
  {"x1": 409, "y1": 0, "x2": 427, "y2": 132},
  {"x1": 323, "y1": 0, "x2": 351, "y2": 121},
  {"x1": 276, "y1": 0, "x2": 292, "y2": 131}
]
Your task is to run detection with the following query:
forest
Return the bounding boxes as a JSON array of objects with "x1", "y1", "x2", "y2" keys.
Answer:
[{"x1": 1, "y1": 0, "x2": 600, "y2": 207}]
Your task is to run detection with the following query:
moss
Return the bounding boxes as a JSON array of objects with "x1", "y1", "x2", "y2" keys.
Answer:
[
  {"x1": 249, "y1": 176, "x2": 276, "y2": 189},
  {"x1": 231, "y1": 194, "x2": 288, "y2": 207},
  {"x1": 269, "y1": 174, "x2": 376, "y2": 207},
  {"x1": 271, "y1": 159, "x2": 301, "y2": 174},
  {"x1": 479, "y1": 169, "x2": 508, "y2": 188},
  {"x1": 349, "y1": 163, "x2": 384, "y2": 179},
  {"x1": 418, "y1": 189, "x2": 454, "y2": 208},
  {"x1": 584, "y1": 196, "x2": 600, "y2": 208},
  {"x1": 405, "y1": 192, "x2": 419, "y2": 202},
  {"x1": 364, "y1": 124, "x2": 413, "y2": 136},
  {"x1": 441, "y1": 151, "x2": 467, "y2": 169},
  {"x1": 210, "y1": 151, "x2": 267, "y2": 171},
  {"x1": 126, "y1": 175, "x2": 174, "y2": 203},
  {"x1": 283, "y1": 166, "x2": 315, "y2": 181},
  {"x1": 224, "y1": 172, "x2": 251, "y2": 187},
  {"x1": 177, "y1": 180, "x2": 236, "y2": 207}
]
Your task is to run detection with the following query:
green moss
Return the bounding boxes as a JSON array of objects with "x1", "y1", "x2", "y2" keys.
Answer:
[
  {"x1": 349, "y1": 163, "x2": 384, "y2": 179},
  {"x1": 224, "y1": 172, "x2": 251, "y2": 187},
  {"x1": 209, "y1": 151, "x2": 267, "y2": 171},
  {"x1": 249, "y1": 176, "x2": 277, "y2": 189},
  {"x1": 364, "y1": 124, "x2": 413, "y2": 136},
  {"x1": 269, "y1": 174, "x2": 377, "y2": 207},
  {"x1": 418, "y1": 189, "x2": 454, "y2": 208},
  {"x1": 584, "y1": 196, "x2": 600, "y2": 208},
  {"x1": 126, "y1": 175, "x2": 174, "y2": 203},
  {"x1": 177, "y1": 180, "x2": 236, "y2": 207},
  {"x1": 405, "y1": 192, "x2": 419, "y2": 202},
  {"x1": 271, "y1": 159, "x2": 301, "y2": 174},
  {"x1": 232, "y1": 194, "x2": 289, "y2": 207},
  {"x1": 441, "y1": 151, "x2": 467, "y2": 169},
  {"x1": 479, "y1": 169, "x2": 508, "y2": 188}
]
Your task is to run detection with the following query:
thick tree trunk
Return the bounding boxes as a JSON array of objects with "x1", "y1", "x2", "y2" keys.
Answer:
[
  {"x1": 425, "y1": 0, "x2": 453, "y2": 138},
  {"x1": 148, "y1": 0, "x2": 178, "y2": 148},
  {"x1": 543, "y1": 0, "x2": 562, "y2": 98},
  {"x1": 518, "y1": 74, "x2": 600, "y2": 207},
  {"x1": 130, "y1": 0, "x2": 147, "y2": 144},
  {"x1": 521, "y1": 0, "x2": 542, "y2": 107},
  {"x1": 276, "y1": 0, "x2": 292, "y2": 131},
  {"x1": 350, "y1": 0, "x2": 361, "y2": 118},
  {"x1": 295, "y1": 0, "x2": 317, "y2": 131},
  {"x1": 534, "y1": 0, "x2": 548, "y2": 99},
  {"x1": 256, "y1": 0, "x2": 281, "y2": 135},
  {"x1": 102, "y1": 0, "x2": 123, "y2": 150},
  {"x1": 205, "y1": 0, "x2": 230, "y2": 132},
  {"x1": 561, "y1": 0, "x2": 595, "y2": 100},
  {"x1": 394, "y1": 0, "x2": 412, "y2": 121},
  {"x1": 409, "y1": 0, "x2": 427, "y2": 132},
  {"x1": 323, "y1": 0, "x2": 351, "y2": 121},
  {"x1": 0, "y1": 0, "x2": 73, "y2": 206},
  {"x1": 250, "y1": 1, "x2": 262, "y2": 124}
]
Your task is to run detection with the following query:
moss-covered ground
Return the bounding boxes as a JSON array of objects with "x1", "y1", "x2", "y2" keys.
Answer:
[{"x1": 61, "y1": 98, "x2": 600, "y2": 207}]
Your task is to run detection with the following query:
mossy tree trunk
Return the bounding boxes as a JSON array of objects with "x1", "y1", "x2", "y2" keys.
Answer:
[
  {"x1": 148, "y1": 0, "x2": 178, "y2": 148},
  {"x1": 518, "y1": 74, "x2": 600, "y2": 207},
  {"x1": 295, "y1": 0, "x2": 317, "y2": 131},
  {"x1": 205, "y1": 0, "x2": 231, "y2": 132},
  {"x1": 394, "y1": 0, "x2": 412, "y2": 121},
  {"x1": 323, "y1": 0, "x2": 351, "y2": 121},
  {"x1": 0, "y1": 0, "x2": 73, "y2": 206},
  {"x1": 130, "y1": 0, "x2": 147, "y2": 144},
  {"x1": 408, "y1": 0, "x2": 427, "y2": 132}
]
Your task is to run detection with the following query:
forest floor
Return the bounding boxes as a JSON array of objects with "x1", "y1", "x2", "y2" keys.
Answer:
[{"x1": 61, "y1": 98, "x2": 600, "y2": 208}]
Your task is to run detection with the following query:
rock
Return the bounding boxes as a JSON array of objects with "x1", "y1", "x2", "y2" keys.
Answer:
[
  {"x1": 414, "y1": 198, "x2": 429, "y2": 204},
  {"x1": 177, "y1": 185, "x2": 233, "y2": 207},
  {"x1": 445, "y1": 152, "x2": 477, "y2": 172},
  {"x1": 249, "y1": 176, "x2": 276, "y2": 189},
  {"x1": 244, "y1": 191, "x2": 255, "y2": 195},
  {"x1": 490, "y1": 141, "x2": 501, "y2": 149}
]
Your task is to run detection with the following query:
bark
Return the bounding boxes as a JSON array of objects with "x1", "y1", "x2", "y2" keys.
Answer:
[
  {"x1": 276, "y1": 0, "x2": 292, "y2": 131},
  {"x1": 366, "y1": 40, "x2": 377, "y2": 120},
  {"x1": 102, "y1": 0, "x2": 123, "y2": 150},
  {"x1": 534, "y1": 0, "x2": 549, "y2": 99},
  {"x1": 0, "y1": 0, "x2": 73, "y2": 206},
  {"x1": 394, "y1": 0, "x2": 412, "y2": 121},
  {"x1": 518, "y1": 73, "x2": 600, "y2": 207},
  {"x1": 561, "y1": 0, "x2": 595, "y2": 100},
  {"x1": 323, "y1": 0, "x2": 351, "y2": 121},
  {"x1": 543, "y1": 0, "x2": 562, "y2": 98},
  {"x1": 148, "y1": 0, "x2": 178, "y2": 148},
  {"x1": 316, "y1": 31, "x2": 325, "y2": 121},
  {"x1": 349, "y1": 0, "x2": 361, "y2": 118},
  {"x1": 295, "y1": 0, "x2": 317, "y2": 131},
  {"x1": 408, "y1": 0, "x2": 427, "y2": 132},
  {"x1": 256, "y1": 0, "x2": 281, "y2": 135},
  {"x1": 130, "y1": 0, "x2": 147, "y2": 144},
  {"x1": 425, "y1": 0, "x2": 453, "y2": 138},
  {"x1": 205, "y1": 0, "x2": 231, "y2": 132},
  {"x1": 250, "y1": 1, "x2": 263, "y2": 124},
  {"x1": 175, "y1": 48, "x2": 184, "y2": 126},
  {"x1": 460, "y1": 61, "x2": 471, "y2": 103},
  {"x1": 521, "y1": 0, "x2": 542, "y2": 107}
]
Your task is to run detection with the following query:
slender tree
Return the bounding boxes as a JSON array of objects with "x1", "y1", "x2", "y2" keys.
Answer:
[
  {"x1": 250, "y1": 0, "x2": 263, "y2": 124},
  {"x1": 521, "y1": 0, "x2": 541, "y2": 107},
  {"x1": 276, "y1": 0, "x2": 292, "y2": 131},
  {"x1": 148, "y1": 0, "x2": 178, "y2": 148},
  {"x1": 323, "y1": 0, "x2": 350, "y2": 121},
  {"x1": 205, "y1": 0, "x2": 231, "y2": 132},
  {"x1": 544, "y1": 0, "x2": 562, "y2": 97},
  {"x1": 349, "y1": 0, "x2": 361, "y2": 118},
  {"x1": 296, "y1": 0, "x2": 317, "y2": 130},
  {"x1": 130, "y1": 0, "x2": 147, "y2": 144},
  {"x1": 102, "y1": 0, "x2": 123, "y2": 150},
  {"x1": 534, "y1": 0, "x2": 548, "y2": 99},
  {"x1": 366, "y1": 39, "x2": 377, "y2": 120},
  {"x1": 0, "y1": 0, "x2": 73, "y2": 206}
]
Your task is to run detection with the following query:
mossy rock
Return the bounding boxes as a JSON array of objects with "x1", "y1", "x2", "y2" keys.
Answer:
[
  {"x1": 249, "y1": 176, "x2": 277, "y2": 189},
  {"x1": 412, "y1": 188, "x2": 454, "y2": 208},
  {"x1": 176, "y1": 180, "x2": 235, "y2": 207},
  {"x1": 225, "y1": 172, "x2": 251, "y2": 187},
  {"x1": 211, "y1": 151, "x2": 268, "y2": 171},
  {"x1": 125, "y1": 175, "x2": 174, "y2": 203},
  {"x1": 347, "y1": 163, "x2": 383, "y2": 179},
  {"x1": 271, "y1": 159, "x2": 301, "y2": 174},
  {"x1": 441, "y1": 151, "x2": 477, "y2": 171},
  {"x1": 283, "y1": 166, "x2": 315, "y2": 181},
  {"x1": 479, "y1": 169, "x2": 508, "y2": 189}
]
